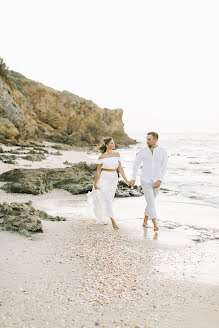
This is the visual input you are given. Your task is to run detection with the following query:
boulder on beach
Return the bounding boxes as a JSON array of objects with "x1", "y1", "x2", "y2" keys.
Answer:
[
  {"x1": 0, "y1": 201, "x2": 43, "y2": 235},
  {"x1": 116, "y1": 180, "x2": 144, "y2": 197},
  {"x1": 0, "y1": 162, "x2": 94, "y2": 195},
  {"x1": 0, "y1": 201, "x2": 66, "y2": 236},
  {"x1": 115, "y1": 190, "x2": 131, "y2": 197},
  {"x1": 0, "y1": 162, "x2": 143, "y2": 197},
  {"x1": 0, "y1": 154, "x2": 17, "y2": 164},
  {"x1": 0, "y1": 169, "x2": 53, "y2": 195}
]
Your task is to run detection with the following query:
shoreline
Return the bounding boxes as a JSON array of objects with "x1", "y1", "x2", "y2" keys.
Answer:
[{"x1": 0, "y1": 142, "x2": 219, "y2": 327}]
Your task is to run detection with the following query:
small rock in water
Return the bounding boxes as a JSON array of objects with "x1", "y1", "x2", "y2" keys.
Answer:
[
  {"x1": 115, "y1": 190, "x2": 131, "y2": 197},
  {"x1": 129, "y1": 190, "x2": 143, "y2": 197}
]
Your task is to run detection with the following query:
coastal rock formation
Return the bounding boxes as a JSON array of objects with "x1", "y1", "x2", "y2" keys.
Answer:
[
  {"x1": 0, "y1": 146, "x2": 51, "y2": 165},
  {"x1": 0, "y1": 62, "x2": 136, "y2": 147},
  {"x1": 0, "y1": 201, "x2": 66, "y2": 236},
  {"x1": 0, "y1": 163, "x2": 94, "y2": 195},
  {"x1": 0, "y1": 201, "x2": 43, "y2": 235},
  {"x1": 0, "y1": 162, "x2": 143, "y2": 197}
]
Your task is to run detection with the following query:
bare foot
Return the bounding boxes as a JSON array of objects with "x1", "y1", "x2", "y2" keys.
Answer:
[
  {"x1": 110, "y1": 218, "x2": 119, "y2": 230},
  {"x1": 143, "y1": 216, "x2": 149, "y2": 227}
]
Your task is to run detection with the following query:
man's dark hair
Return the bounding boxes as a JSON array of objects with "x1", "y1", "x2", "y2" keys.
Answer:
[{"x1": 147, "y1": 132, "x2": 159, "y2": 140}]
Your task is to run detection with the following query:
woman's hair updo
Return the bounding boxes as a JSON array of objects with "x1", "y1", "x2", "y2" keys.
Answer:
[{"x1": 95, "y1": 137, "x2": 113, "y2": 154}]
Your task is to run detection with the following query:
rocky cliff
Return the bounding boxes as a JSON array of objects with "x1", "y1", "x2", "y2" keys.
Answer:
[{"x1": 0, "y1": 65, "x2": 135, "y2": 147}]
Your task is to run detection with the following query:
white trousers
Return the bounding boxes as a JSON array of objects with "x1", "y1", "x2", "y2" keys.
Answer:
[{"x1": 141, "y1": 179, "x2": 159, "y2": 220}]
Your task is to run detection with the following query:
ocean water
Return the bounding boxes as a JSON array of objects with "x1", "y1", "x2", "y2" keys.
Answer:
[{"x1": 118, "y1": 132, "x2": 219, "y2": 208}]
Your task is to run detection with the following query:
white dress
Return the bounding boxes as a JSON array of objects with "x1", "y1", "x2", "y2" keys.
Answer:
[{"x1": 87, "y1": 156, "x2": 120, "y2": 223}]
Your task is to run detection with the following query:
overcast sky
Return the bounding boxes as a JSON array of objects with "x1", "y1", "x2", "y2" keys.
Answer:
[{"x1": 1, "y1": 0, "x2": 219, "y2": 136}]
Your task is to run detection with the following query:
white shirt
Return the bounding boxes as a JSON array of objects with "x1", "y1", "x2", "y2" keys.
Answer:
[{"x1": 131, "y1": 145, "x2": 168, "y2": 182}]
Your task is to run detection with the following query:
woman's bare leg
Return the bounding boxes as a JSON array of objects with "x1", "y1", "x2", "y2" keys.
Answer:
[{"x1": 110, "y1": 217, "x2": 119, "y2": 230}]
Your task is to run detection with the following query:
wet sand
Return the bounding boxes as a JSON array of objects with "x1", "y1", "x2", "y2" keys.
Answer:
[{"x1": 0, "y1": 144, "x2": 219, "y2": 327}]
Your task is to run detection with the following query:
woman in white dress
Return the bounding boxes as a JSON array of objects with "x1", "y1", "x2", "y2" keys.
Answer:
[{"x1": 87, "y1": 137, "x2": 130, "y2": 230}]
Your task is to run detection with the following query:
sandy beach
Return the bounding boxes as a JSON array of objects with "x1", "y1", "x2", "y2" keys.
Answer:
[{"x1": 0, "y1": 145, "x2": 219, "y2": 328}]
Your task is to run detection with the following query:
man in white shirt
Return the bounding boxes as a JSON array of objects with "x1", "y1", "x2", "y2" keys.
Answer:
[{"x1": 130, "y1": 132, "x2": 168, "y2": 231}]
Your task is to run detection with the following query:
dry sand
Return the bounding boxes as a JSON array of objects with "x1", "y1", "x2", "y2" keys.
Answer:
[
  {"x1": 0, "y1": 144, "x2": 219, "y2": 328},
  {"x1": 0, "y1": 217, "x2": 219, "y2": 328}
]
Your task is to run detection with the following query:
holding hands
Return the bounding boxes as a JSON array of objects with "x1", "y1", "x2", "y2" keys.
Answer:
[
  {"x1": 124, "y1": 179, "x2": 132, "y2": 186},
  {"x1": 153, "y1": 180, "x2": 162, "y2": 189}
]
